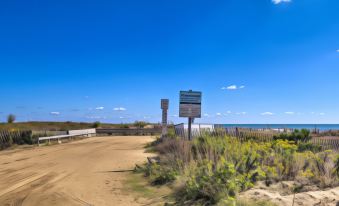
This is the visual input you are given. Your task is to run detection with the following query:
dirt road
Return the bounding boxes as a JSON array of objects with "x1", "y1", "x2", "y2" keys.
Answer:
[{"x1": 0, "y1": 136, "x2": 153, "y2": 206}]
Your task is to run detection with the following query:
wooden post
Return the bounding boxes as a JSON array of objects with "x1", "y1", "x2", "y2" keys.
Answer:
[
  {"x1": 188, "y1": 117, "x2": 192, "y2": 141},
  {"x1": 161, "y1": 99, "x2": 169, "y2": 138}
]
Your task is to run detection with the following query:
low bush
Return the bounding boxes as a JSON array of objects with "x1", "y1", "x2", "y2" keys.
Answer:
[
  {"x1": 297, "y1": 142, "x2": 322, "y2": 153},
  {"x1": 273, "y1": 129, "x2": 311, "y2": 142},
  {"x1": 92, "y1": 121, "x2": 101, "y2": 128},
  {"x1": 139, "y1": 134, "x2": 339, "y2": 205},
  {"x1": 140, "y1": 162, "x2": 178, "y2": 185}
]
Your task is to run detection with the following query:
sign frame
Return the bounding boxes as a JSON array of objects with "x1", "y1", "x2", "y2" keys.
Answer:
[{"x1": 179, "y1": 90, "x2": 202, "y2": 118}]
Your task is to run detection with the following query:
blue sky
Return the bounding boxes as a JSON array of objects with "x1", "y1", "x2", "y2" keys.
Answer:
[{"x1": 0, "y1": 0, "x2": 338, "y2": 124}]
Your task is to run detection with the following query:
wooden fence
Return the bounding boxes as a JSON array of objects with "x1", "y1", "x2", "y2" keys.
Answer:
[
  {"x1": 1, "y1": 129, "x2": 97, "y2": 149},
  {"x1": 0, "y1": 130, "x2": 34, "y2": 149},
  {"x1": 175, "y1": 127, "x2": 278, "y2": 141},
  {"x1": 311, "y1": 137, "x2": 339, "y2": 151},
  {"x1": 175, "y1": 127, "x2": 339, "y2": 152}
]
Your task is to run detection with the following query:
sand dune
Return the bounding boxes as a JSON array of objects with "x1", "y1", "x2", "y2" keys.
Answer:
[{"x1": 240, "y1": 183, "x2": 339, "y2": 206}]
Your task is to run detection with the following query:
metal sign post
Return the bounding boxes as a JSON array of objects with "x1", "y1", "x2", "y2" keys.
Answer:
[
  {"x1": 161, "y1": 99, "x2": 169, "y2": 137},
  {"x1": 179, "y1": 90, "x2": 202, "y2": 140}
]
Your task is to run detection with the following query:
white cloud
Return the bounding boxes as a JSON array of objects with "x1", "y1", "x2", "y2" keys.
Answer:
[
  {"x1": 216, "y1": 113, "x2": 222, "y2": 116},
  {"x1": 95, "y1": 107, "x2": 104, "y2": 110},
  {"x1": 222, "y1": 85, "x2": 245, "y2": 90},
  {"x1": 114, "y1": 107, "x2": 127, "y2": 111},
  {"x1": 227, "y1": 85, "x2": 237, "y2": 90},
  {"x1": 227, "y1": 111, "x2": 232, "y2": 114},
  {"x1": 50, "y1": 112, "x2": 60, "y2": 116},
  {"x1": 336, "y1": 49, "x2": 339, "y2": 53},
  {"x1": 311, "y1": 112, "x2": 325, "y2": 116},
  {"x1": 285, "y1": 112, "x2": 295, "y2": 115},
  {"x1": 261, "y1": 112, "x2": 274, "y2": 116},
  {"x1": 236, "y1": 112, "x2": 247, "y2": 115},
  {"x1": 203, "y1": 113, "x2": 210, "y2": 117},
  {"x1": 272, "y1": 0, "x2": 291, "y2": 4},
  {"x1": 170, "y1": 114, "x2": 179, "y2": 118}
]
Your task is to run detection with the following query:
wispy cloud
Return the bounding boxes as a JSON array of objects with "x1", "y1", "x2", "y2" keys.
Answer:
[
  {"x1": 216, "y1": 113, "x2": 222, "y2": 116},
  {"x1": 50, "y1": 112, "x2": 60, "y2": 116},
  {"x1": 95, "y1": 107, "x2": 104, "y2": 110},
  {"x1": 114, "y1": 107, "x2": 127, "y2": 111},
  {"x1": 236, "y1": 112, "x2": 247, "y2": 115},
  {"x1": 272, "y1": 0, "x2": 291, "y2": 4},
  {"x1": 225, "y1": 85, "x2": 237, "y2": 90},
  {"x1": 221, "y1": 85, "x2": 245, "y2": 90},
  {"x1": 203, "y1": 113, "x2": 210, "y2": 117},
  {"x1": 336, "y1": 49, "x2": 339, "y2": 53},
  {"x1": 261, "y1": 112, "x2": 274, "y2": 116},
  {"x1": 285, "y1": 112, "x2": 295, "y2": 115},
  {"x1": 311, "y1": 112, "x2": 326, "y2": 116},
  {"x1": 86, "y1": 116, "x2": 104, "y2": 119}
]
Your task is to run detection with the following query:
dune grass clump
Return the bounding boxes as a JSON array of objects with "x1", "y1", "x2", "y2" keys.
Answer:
[{"x1": 139, "y1": 134, "x2": 339, "y2": 205}]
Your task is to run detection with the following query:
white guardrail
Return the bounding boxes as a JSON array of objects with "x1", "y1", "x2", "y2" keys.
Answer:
[{"x1": 38, "y1": 129, "x2": 96, "y2": 146}]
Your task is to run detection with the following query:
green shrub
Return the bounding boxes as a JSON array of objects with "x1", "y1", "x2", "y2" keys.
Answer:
[
  {"x1": 334, "y1": 155, "x2": 339, "y2": 177},
  {"x1": 133, "y1": 121, "x2": 148, "y2": 128},
  {"x1": 297, "y1": 142, "x2": 322, "y2": 153},
  {"x1": 7, "y1": 114, "x2": 16, "y2": 123},
  {"x1": 181, "y1": 160, "x2": 239, "y2": 204},
  {"x1": 92, "y1": 121, "x2": 101, "y2": 128},
  {"x1": 141, "y1": 134, "x2": 339, "y2": 205},
  {"x1": 140, "y1": 162, "x2": 178, "y2": 185},
  {"x1": 273, "y1": 129, "x2": 311, "y2": 142}
]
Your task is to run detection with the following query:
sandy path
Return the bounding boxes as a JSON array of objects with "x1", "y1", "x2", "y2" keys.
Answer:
[{"x1": 0, "y1": 136, "x2": 153, "y2": 206}]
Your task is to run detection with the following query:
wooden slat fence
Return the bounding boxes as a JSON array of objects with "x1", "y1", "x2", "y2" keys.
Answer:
[
  {"x1": 311, "y1": 137, "x2": 339, "y2": 152},
  {"x1": 175, "y1": 127, "x2": 277, "y2": 142},
  {"x1": 175, "y1": 127, "x2": 339, "y2": 152},
  {"x1": 0, "y1": 130, "x2": 34, "y2": 149}
]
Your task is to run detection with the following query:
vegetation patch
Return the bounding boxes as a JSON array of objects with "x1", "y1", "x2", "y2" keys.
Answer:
[
  {"x1": 125, "y1": 172, "x2": 173, "y2": 205},
  {"x1": 138, "y1": 132, "x2": 339, "y2": 205}
]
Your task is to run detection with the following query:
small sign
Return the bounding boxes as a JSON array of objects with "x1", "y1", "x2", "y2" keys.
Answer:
[
  {"x1": 161, "y1": 99, "x2": 169, "y2": 137},
  {"x1": 161, "y1": 99, "x2": 169, "y2": 110},
  {"x1": 179, "y1": 91, "x2": 202, "y2": 118}
]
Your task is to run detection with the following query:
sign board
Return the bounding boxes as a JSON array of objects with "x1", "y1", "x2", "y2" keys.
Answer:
[
  {"x1": 161, "y1": 99, "x2": 169, "y2": 110},
  {"x1": 179, "y1": 91, "x2": 202, "y2": 118}
]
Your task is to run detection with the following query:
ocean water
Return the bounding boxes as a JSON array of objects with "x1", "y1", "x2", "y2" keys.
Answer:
[{"x1": 217, "y1": 124, "x2": 339, "y2": 131}]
